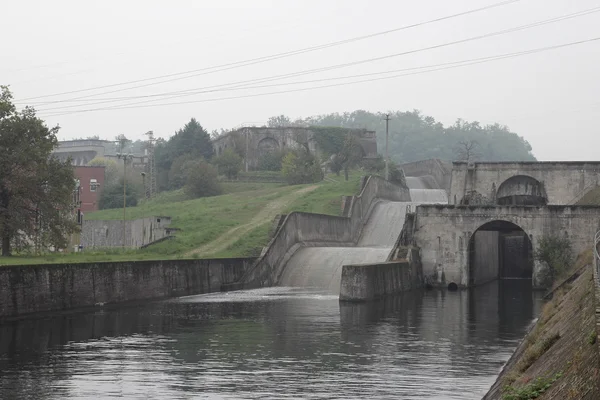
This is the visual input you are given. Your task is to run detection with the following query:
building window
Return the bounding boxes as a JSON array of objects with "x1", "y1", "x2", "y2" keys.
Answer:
[{"x1": 90, "y1": 179, "x2": 98, "y2": 192}]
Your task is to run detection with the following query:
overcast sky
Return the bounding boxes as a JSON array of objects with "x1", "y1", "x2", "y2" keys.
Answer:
[{"x1": 3, "y1": 0, "x2": 600, "y2": 160}]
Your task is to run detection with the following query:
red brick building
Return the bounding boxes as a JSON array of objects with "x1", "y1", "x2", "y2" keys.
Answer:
[{"x1": 74, "y1": 166, "x2": 105, "y2": 213}]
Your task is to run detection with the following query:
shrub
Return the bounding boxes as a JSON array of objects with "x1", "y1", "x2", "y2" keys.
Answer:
[
  {"x1": 184, "y1": 160, "x2": 222, "y2": 198},
  {"x1": 388, "y1": 162, "x2": 407, "y2": 187},
  {"x1": 281, "y1": 150, "x2": 323, "y2": 185},
  {"x1": 361, "y1": 156, "x2": 385, "y2": 173},
  {"x1": 213, "y1": 148, "x2": 242, "y2": 179},
  {"x1": 99, "y1": 179, "x2": 139, "y2": 209},
  {"x1": 534, "y1": 235, "x2": 574, "y2": 283}
]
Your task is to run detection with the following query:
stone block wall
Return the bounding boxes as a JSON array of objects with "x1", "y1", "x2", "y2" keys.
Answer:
[
  {"x1": 81, "y1": 216, "x2": 173, "y2": 248},
  {"x1": 0, "y1": 258, "x2": 253, "y2": 319}
]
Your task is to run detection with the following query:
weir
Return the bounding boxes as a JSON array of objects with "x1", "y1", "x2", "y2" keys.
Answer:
[{"x1": 279, "y1": 177, "x2": 448, "y2": 293}]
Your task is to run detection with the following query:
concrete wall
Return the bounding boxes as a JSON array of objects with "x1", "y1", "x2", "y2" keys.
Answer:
[
  {"x1": 239, "y1": 175, "x2": 410, "y2": 288},
  {"x1": 413, "y1": 205, "x2": 600, "y2": 289},
  {"x1": 0, "y1": 258, "x2": 254, "y2": 319},
  {"x1": 339, "y1": 248, "x2": 422, "y2": 301},
  {"x1": 398, "y1": 158, "x2": 452, "y2": 192},
  {"x1": 450, "y1": 161, "x2": 600, "y2": 205},
  {"x1": 81, "y1": 216, "x2": 173, "y2": 248}
]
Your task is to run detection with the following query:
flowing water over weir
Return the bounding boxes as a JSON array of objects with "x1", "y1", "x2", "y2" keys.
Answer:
[{"x1": 279, "y1": 177, "x2": 448, "y2": 293}]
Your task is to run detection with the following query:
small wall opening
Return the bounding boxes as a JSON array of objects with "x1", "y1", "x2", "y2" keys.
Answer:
[
  {"x1": 447, "y1": 282, "x2": 458, "y2": 291},
  {"x1": 468, "y1": 220, "x2": 533, "y2": 286}
]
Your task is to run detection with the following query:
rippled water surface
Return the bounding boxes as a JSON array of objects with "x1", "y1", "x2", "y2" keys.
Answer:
[{"x1": 0, "y1": 281, "x2": 541, "y2": 399}]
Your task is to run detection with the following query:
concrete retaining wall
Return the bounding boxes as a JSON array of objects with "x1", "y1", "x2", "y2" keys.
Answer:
[
  {"x1": 339, "y1": 248, "x2": 423, "y2": 301},
  {"x1": 81, "y1": 216, "x2": 173, "y2": 249},
  {"x1": 0, "y1": 258, "x2": 254, "y2": 320},
  {"x1": 238, "y1": 175, "x2": 410, "y2": 288},
  {"x1": 398, "y1": 159, "x2": 452, "y2": 191}
]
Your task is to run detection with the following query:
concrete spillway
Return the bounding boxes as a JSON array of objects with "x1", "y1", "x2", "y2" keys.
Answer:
[{"x1": 279, "y1": 177, "x2": 448, "y2": 294}]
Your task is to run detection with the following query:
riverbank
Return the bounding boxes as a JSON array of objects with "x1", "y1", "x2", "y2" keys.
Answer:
[{"x1": 484, "y1": 251, "x2": 600, "y2": 399}]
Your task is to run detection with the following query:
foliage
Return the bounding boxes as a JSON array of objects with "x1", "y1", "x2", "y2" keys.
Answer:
[
  {"x1": 87, "y1": 157, "x2": 120, "y2": 184},
  {"x1": 273, "y1": 110, "x2": 536, "y2": 162},
  {"x1": 257, "y1": 149, "x2": 286, "y2": 171},
  {"x1": 267, "y1": 115, "x2": 293, "y2": 127},
  {"x1": 155, "y1": 118, "x2": 214, "y2": 190},
  {"x1": 213, "y1": 148, "x2": 242, "y2": 179},
  {"x1": 454, "y1": 139, "x2": 481, "y2": 163},
  {"x1": 168, "y1": 153, "x2": 196, "y2": 190},
  {"x1": 309, "y1": 126, "x2": 349, "y2": 157},
  {"x1": 99, "y1": 178, "x2": 140, "y2": 209},
  {"x1": 183, "y1": 160, "x2": 222, "y2": 198},
  {"x1": 0, "y1": 86, "x2": 78, "y2": 256},
  {"x1": 534, "y1": 235, "x2": 574, "y2": 283},
  {"x1": 502, "y1": 372, "x2": 562, "y2": 400},
  {"x1": 336, "y1": 133, "x2": 364, "y2": 181},
  {"x1": 281, "y1": 150, "x2": 323, "y2": 185},
  {"x1": 361, "y1": 155, "x2": 386, "y2": 173},
  {"x1": 589, "y1": 330, "x2": 597, "y2": 345},
  {"x1": 388, "y1": 162, "x2": 407, "y2": 187}
]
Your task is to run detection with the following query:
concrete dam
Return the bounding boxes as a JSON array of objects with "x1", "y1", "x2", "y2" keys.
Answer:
[{"x1": 279, "y1": 177, "x2": 448, "y2": 293}]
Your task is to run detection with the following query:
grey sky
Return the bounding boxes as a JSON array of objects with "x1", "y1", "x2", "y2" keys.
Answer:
[{"x1": 4, "y1": 0, "x2": 600, "y2": 160}]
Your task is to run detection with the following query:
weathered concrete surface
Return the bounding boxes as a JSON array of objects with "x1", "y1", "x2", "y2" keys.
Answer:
[
  {"x1": 484, "y1": 262, "x2": 600, "y2": 399},
  {"x1": 239, "y1": 176, "x2": 411, "y2": 289},
  {"x1": 339, "y1": 248, "x2": 423, "y2": 301},
  {"x1": 0, "y1": 258, "x2": 253, "y2": 319},
  {"x1": 399, "y1": 159, "x2": 452, "y2": 192},
  {"x1": 81, "y1": 216, "x2": 174, "y2": 249},
  {"x1": 413, "y1": 205, "x2": 600, "y2": 289},
  {"x1": 450, "y1": 161, "x2": 600, "y2": 205},
  {"x1": 471, "y1": 230, "x2": 500, "y2": 285}
]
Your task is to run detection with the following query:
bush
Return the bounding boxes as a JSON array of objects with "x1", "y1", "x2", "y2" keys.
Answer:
[
  {"x1": 281, "y1": 150, "x2": 323, "y2": 185},
  {"x1": 361, "y1": 156, "x2": 385, "y2": 173},
  {"x1": 534, "y1": 235, "x2": 574, "y2": 284},
  {"x1": 168, "y1": 153, "x2": 196, "y2": 190},
  {"x1": 389, "y1": 162, "x2": 407, "y2": 187},
  {"x1": 184, "y1": 160, "x2": 222, "y2": 198},
  {"x1": 213, "y1": 148, "x2": 242, "y2": 178}
]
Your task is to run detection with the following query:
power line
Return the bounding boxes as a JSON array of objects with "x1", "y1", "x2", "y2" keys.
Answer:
[
  {"x1": 38, "y1": 35, "x2": 600, "y2": 118},
  {"x1": 34, "y1": 6, "x2": 600, "y2": 114},
  {"x1": 17, "y1": 0, "x2": 520, "y2": 102}
]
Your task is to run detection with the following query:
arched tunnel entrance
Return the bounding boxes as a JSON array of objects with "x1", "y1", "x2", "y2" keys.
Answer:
[{"x1": 468, "y1": 220, "x2": 533, "y2": 286}]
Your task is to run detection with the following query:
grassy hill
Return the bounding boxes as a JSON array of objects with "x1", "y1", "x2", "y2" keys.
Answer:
[{"x1": 1, "y1": 172, "x2": 364, "y2": 265}]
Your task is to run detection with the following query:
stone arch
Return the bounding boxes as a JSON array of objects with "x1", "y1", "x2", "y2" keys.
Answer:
[
  {"x1": 257, "y1": 137, "x2": 280, "y2": 156},
  {"x1": 467, "y1": 219, "x2": 533, "y2": 286},
  {"x1": 496, "y1": 175, "x2": 547, "y2": 206}
]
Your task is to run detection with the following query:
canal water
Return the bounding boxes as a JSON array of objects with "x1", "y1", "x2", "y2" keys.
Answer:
[{"x1": 0, "y1": 280, "x2": 541, "y2": 399}]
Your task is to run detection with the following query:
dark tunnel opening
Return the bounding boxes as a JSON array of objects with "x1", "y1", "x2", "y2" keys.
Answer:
[{"x1": 468, "y1": 220, "x2": 533, "y2": 286}]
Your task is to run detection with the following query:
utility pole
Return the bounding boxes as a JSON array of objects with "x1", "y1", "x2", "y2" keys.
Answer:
[
  {"x1": 383, "y1": 114, "x2": 391, "y2": 180},
  {"x1": 144, "y1": 131, "x2": 157, "y2": 198},
  {"x1": 116, "y1": 135, "x2": 133, "y2": 248},
  {"x1": 245, "y1": 128, "x2": 250, "y2": 172}
]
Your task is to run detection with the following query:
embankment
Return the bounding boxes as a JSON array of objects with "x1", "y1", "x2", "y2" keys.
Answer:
[
  {"x1": 483, "y1": 253, "x2": 600, "y2": 399},
  {"x1": 238, "y1": 175, "x2": 410, "y2": 289},
  {"x1": 0, "y1": 258, "x2": 254, "y2": 320}
]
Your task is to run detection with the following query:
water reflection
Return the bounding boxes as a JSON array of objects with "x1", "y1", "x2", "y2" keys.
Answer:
[{"x1": 0, "y1": 281, "x2": 542, "y2": 399}]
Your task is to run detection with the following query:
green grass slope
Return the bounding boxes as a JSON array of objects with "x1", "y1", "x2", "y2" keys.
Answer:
[{"x1": 1, "y1": 173, "x2": 364, "y2": 265}]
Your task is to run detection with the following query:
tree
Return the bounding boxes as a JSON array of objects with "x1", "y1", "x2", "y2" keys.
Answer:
[
  {"x1": 213, "y1": 148, "x2": 242, "y2": 179},
  {"x1": 168, "y1": 153, "x2": 196, "y2": 190},
  {"x1": 454, "y1": 140, "x2": 481, "y2": 163},
  {"x1": 0, "y1": 86, "x2": 78, "y2": 256},
  {"x1": 336, "y1": 133, "x2": 364, "y2": 181},
  {"x1": 87, "y1": 157, "x2": 119, "y2": 184},
  {"x1": 257, "y1": 149, "x2": 286, "y2": 171},
  {"x1": 154, "y1": 118, "x2": 214, "y2": 189},
  {"x1": 534, "y1": 235, "x2": 574, "y2": 284},
  {"x1": 267, "y1": 115, "x2": 293, "y2": 127},
  {"x1": 281, "y1": 151, "x2": 323, "y2": 185},
  {"x1": 184, "y1": 160, "x2": 222, "y2": 198},
  {"x1": 98, "y1": 178, "x2": 139, "y2": 209}
]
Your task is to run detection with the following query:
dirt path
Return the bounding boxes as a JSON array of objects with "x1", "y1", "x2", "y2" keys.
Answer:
[{"x1": 185, "y1": 185, "x2": 319, "y2": 257}]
